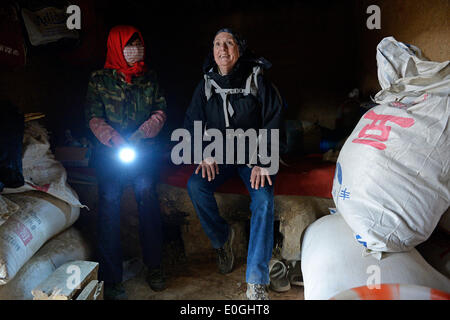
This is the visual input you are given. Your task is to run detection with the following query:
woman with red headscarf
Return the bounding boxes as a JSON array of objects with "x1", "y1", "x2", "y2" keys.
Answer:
[{"x1": 85, "y1": 25, "x2": 167, "y2": 300}]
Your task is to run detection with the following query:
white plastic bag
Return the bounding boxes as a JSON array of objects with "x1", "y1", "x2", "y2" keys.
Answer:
[
  {"x1": 332, "y1": 37, "x2": 449, "y2": 252},
  {"x1": 1, "y1": 121, "x2": 84, "y2": 223},
  {"x1": 375, "y1": 37, "x2": 450, "y2": 102},
  {"x1": 21, "y1": 3, "x2": 79, "y2": 46}
]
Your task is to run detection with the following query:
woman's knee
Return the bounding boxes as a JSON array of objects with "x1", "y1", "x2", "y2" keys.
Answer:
[
  {"x1": 134, "y1": 175, "x2": 156, "y2": 195},
  {"x1": 187, "y1": 173, "x2": 208, "y2": 195},
  {"x1": 98, "y1": 184, "x2": 122, "y2": 204},
  {"x1": 250, "y1": 188, "x2": 274, "y2": 211}
]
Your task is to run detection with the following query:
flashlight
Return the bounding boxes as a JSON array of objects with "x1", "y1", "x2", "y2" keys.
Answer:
[{"x1": 118, "y1": 146, "x2": 136, "y2": 163}]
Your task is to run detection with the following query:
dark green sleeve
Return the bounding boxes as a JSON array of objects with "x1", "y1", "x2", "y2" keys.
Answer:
[
  {"x1": 141, "y1": 71, "x2": 167, "y2": 114},
  {"x1": 150, "y1": 79, "x2": 167, "y2": 113},
  {"x1": 84, "y1": 74, "x2": 105, "y2": 126}
]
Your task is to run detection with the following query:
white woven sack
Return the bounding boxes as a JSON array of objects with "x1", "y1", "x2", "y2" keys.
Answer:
[
  {"x1": 332, "y1": 37, "x2": 450, "y2": 252},
  {"x1": 0, "y1": 192, "x2": 79, "y2": 284},
  {"x1": 301, "y1": 214, "x2": 450, "y2": 300}
]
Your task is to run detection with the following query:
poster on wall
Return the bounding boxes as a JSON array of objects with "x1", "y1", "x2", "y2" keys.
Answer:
[{"x1": 0, "y1": 3, "x2": 26, "y2": 69}]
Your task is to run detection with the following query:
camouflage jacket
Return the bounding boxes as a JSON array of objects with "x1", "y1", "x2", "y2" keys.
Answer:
[{"x1": 85, "y1": 68, "x2": 167, "y2": 137}]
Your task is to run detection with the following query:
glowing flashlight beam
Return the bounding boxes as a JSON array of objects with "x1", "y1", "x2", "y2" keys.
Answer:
[{"x1": 118, "y1": 147, "x2": 136, "y2": 163}]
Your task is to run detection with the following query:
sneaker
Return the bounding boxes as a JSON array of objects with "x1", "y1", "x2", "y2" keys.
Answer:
[
  {"x1": 246, "y1": 283, "x2": 269, "y2": 300},
  {"x1": 287, "y1": 260, "x2": 304, "y2": 286},
  {"x1": 215, "y1": 226, "x2": 235, "y2": 274},
  {"x1": 146, "y1": 266, "x2": 166, "y2": 292},
  {"x1": 104, "y1": 283, "x2": 128, "y2": 300}
]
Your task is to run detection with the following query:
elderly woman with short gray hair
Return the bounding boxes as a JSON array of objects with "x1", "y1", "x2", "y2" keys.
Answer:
[{"x1": 184, "y1": 28, "x2": 285, "y2": 300}]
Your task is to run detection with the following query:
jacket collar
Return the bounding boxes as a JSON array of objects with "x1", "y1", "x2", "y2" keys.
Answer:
[{"x1": 204, "y1": 52, "x2": 272, "y2": 87}]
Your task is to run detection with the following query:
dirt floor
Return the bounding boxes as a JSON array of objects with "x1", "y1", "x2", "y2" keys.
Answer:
[{"x1": 122, "y1": 258, "x2": 304, "y2": 300}]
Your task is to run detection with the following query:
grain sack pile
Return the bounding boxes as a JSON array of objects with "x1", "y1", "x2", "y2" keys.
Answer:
[
  {"x1": 0, "y1": 120, "x2": 86, "y2": 286},
  {"x1": 301, "y1": 213, "x2": 450, "y2": 300},
  {"x1": 0, "y1": 227, "x2": 91, "y2": 299},
  {"x1": 332, "y1": 37, "x2": 450, "y2": 254},
  {"x1": 1, "y1": 121, "x2": 84, "y2": 213}
]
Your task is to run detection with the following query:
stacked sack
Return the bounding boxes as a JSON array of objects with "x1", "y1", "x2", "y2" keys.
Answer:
[
  {"x1": 301, "y1": 37, "x2": 450, "y2": 299},
  {"x1": 301, "y1": 213, "x2": 450, "y2": 300},
  {"x1": 0, "y1": 120, "x2": 85, "y2": 285},
  {"x1": 332, "y1": 36, "x2": 449, "y2": 254}
]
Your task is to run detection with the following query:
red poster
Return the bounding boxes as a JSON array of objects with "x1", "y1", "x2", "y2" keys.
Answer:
[
  {"x1": 10, "y1": 218, "x2": 33, "y2": 246},
  {"x1": 0, "y1": 4, "x2": 26, "y2": 70}
]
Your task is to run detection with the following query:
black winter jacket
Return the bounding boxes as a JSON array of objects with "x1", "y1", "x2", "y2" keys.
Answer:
[{"x1": 183, "y1": 54, "x2": 286, "y2": 168}]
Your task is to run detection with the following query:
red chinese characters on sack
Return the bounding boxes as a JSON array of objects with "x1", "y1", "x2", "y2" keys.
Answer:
[
  {"x1": 10, "y1": 218, "x2": 33, "y2": 246},
  {"x1": 30, "y1": 183, "x2": 50, "y2": 193},
  {"x1": 352, "y1": 110, "x2": 414, "y2": 150}
]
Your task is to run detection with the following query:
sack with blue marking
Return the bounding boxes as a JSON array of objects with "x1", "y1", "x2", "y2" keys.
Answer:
[{"x1": 332, "y1": 37, "x2": 450, "y2": 253}]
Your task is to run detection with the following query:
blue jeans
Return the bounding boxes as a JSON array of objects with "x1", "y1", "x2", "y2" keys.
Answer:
[
  {"x1": 94, "y1": 146, "x2": 163, "y2": 285},
  {"x1": 187, "y1": 164, "x2": 275, "y2": 285}
]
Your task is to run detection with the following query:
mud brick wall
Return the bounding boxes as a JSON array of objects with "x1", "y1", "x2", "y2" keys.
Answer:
[
  {"x1": 354, "y1": 0, "x2": 450, "y2": 97},
  {"x1": 0, "y1": 0, "x2": 358, "y2": 143},
  {"x1": 1, "y1": 1, "x2": 447, "y2": 140},
  {"x1": 157, "y1": 184, "x2": 334, "y2": 262},
  {"x1": 71, "y1": 180, "x2": 334, "y2": 266}
]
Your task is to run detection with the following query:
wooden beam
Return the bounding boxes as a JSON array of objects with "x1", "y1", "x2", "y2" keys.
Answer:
[
  {"x1": 76, "y1": 280, "x2": 97, "y2": 300},
  {"x1": 76, "y1": 280, "x2": 104, "y2": 300},
  {"x1": 93, "y1": 281, "x2": 104, "y2": 300},
  {"x1": 32, "y1": 261, "x2": 98, "y2": 300}
]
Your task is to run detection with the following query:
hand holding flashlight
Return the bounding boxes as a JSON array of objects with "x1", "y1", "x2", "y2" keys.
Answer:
[
  {"x1": 118, "y1": 146, "x2": 137, "y2": 163},
  {"x1": 111, "y1": 132, "x2": 126, "y2": 147},
  {"x1": 117, "y1": 129, "x2": 145, "y2": 164},
  {"x1": 128, "y1": 129, "x2": 145, "y2": 146}
]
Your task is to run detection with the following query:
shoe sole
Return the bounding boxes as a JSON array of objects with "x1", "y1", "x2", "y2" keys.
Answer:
[
  {"x1": 150, "y1": 285, "x2": 167, "y2": 292},
  {"x1": 246, "y1": 286, "x2": 270, "y2": 300},
  {"x1": 219, "y1": 226, "x2": 235, "y2": 274},
  {"x1": 270, "y1": 282, "x2": 291, "y2": 293},
  {"x1": 229, "y1": 226, "x2": 235, "y2": 272}
]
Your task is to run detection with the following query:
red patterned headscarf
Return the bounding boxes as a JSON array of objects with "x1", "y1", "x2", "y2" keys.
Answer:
[{"x1": 104, "y1": 25, "x2": 147, "y2": 83}]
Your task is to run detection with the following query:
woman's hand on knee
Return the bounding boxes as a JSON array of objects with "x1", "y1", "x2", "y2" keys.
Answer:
[
  {"x1": 195, "y1": 157, "x2": 219, "y2": 181},
  {"x1": 250, "y1": 166, "x2": 272, "y2": 190}
]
